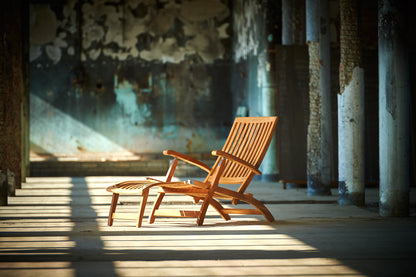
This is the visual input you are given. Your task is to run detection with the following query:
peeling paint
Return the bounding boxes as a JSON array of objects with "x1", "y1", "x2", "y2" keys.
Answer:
[
  {"x1": 141, "y1": 37, "x2": 189, "y2": 63},
  {"x1": 233, "y1": 0, "x2": 261, "y2": 61},
  {"x1": 186, "y1": 26, "x2": 225, "y2": 63},
  {"x1": 29, "y1": 45, "x2": 42, "y2": 62},
  {"x1": 30, "y1": 0, "x2": 230, "y2": 64},
  {"x1": 88, "y1": 48, "x2": 101, "y2": 61},
  {"x1": 67, "y1": 46, "x2": 75, "y2": 56},
  {"x1": 45, "y1": 45, "x2": 62, "y2": 64}
]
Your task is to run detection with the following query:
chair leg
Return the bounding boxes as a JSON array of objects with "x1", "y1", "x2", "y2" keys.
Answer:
[
  {"x1": 148, "y1": 192, "x2": 165, "y2": 224},
  {"x1": 108, "y1": 193, "x2": 119, "y2": 226},
  {"x1": 197, "y1": 192, "x2": 218, "y2": 226},
  {"x1": 136, "y1": 188, "x2": 149, "y2": 228},
  {"x1": 209, "y1": 199, "x2": 231, "y2": 221},
  {"x1": 241, "y1": 195, "x2": 275, "y2": 222},
  {"x1": 197, "y1": 197, "x2": 211, "y2": 226}
]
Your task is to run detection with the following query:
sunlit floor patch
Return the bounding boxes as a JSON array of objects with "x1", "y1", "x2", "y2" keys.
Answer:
[
  {"x1": 113, "y1": 259, "x2": 366, "y2": 276},
  {"x1": 100, "y1": 233, "x2": 317, "y2": 252}
]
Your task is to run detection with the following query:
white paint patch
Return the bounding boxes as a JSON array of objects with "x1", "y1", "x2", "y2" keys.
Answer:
[
  {"x1": 45, "y1": 45, "x2": 62, "y2": 64},
  {"x1": 141, "y1": 38, "x2": 190, "y2": 63},
  {"x1": 30, "y1": 45, "x2": 42, "y2": 62},
  {"x1": 67, "y1": 46, "x2": 75, "y2": 56},
  {"x1": 88, "y1": 48, "x2": 102, "y2": 61}
]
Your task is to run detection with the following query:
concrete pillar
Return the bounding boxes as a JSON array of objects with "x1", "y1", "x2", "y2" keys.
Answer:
[
  {"x1": 306, "y1": 0, "x2": 332, "y2": 196},
  {"x1": 338, "y1": 0, "x2": 365, "y2": 206},
  {"x1": 282, "y1": 0, "x2": 306, "y2": 45},
  {"x1": 260, "y1": 0, "x2": 281, "y2": 181},
  {"x1": 378, "y1": 0, "x2": 410, "y2": 216},
  {"x1": 318, "y1": 0, "x2": 332, "y2": 193},
  {"x1": 261, "y1": 50, "x2": 279, "y2": 181}
]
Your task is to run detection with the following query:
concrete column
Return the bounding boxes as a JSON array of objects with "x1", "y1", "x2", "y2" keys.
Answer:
[
  {"x1": 378, "y1": 0, "x2": 410, "y2": 216},
  {"x1": 338, "y1": 0, "x2": 365, "y2": 206},
  {"x1": 319, "y1": 0, "x2": 332, "y2": 193},
  {"x1": 306, "y1": 0, "x2": 332, "y2": 196},
  {"x1": 260, "y1": 50, "x2": 279, "y2": 181},
  {"x1": 260, "y1": 0, "x2": 280, "y2": 181},
  {"x1": 282, "y1": 0, "x2": 306, "y2": 45}
]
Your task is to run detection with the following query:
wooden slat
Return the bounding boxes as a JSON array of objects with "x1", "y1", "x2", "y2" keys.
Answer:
[
  {"x1": 154, "y1": 210, "x2": 200, "y2": 218},
  {"x1": 232, "y1": 123, "x2": 256, "y2": 177},
  {"x1": 255, "y1": 121, "x2": 276, "y2": 165},
  {"x1": 223, "y1": 122, "x2": 245, "y2": 178},
  {"x1": 221, "y1": 208, "x2": 263, "y2": 215},
  {"x1": 248, "y1": 123, "x2": 267, "y2": 166}
]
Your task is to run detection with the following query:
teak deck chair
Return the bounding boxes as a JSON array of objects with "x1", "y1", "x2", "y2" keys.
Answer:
[{"x1": 106, "y1": 116, "x2": 278, "y2": 227}]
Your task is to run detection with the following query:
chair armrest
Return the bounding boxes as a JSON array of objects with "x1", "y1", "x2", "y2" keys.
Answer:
[
  {"x1": 163, "y1": 150, "x2": 212, "y2": 173},
  {"x1": 211, "y1": 150, "x2": 262, "y2": 175}
]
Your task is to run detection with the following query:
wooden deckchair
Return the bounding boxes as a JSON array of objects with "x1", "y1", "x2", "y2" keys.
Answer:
[{"x1": 106, "y1": 116, "x2": 278, "y2": 227}]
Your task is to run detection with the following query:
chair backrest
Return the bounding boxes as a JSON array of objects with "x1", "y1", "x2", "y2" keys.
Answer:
[{"x1": 206, "y1": 116, "x2": 278, "y2": 185}]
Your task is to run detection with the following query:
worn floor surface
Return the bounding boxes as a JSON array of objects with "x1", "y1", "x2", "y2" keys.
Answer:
[{"x1": 1, "y1": 176, "x2": 415, "y2": 276}]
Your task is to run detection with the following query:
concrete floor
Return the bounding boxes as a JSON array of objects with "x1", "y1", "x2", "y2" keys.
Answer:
[{"x1": 1, "y1": 176, "x2": 415, "y2": 276}]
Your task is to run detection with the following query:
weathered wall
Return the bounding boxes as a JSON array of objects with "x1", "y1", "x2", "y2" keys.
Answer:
[{"x1": 29, "y1": 0, "x2": 233, "y2": 160}]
